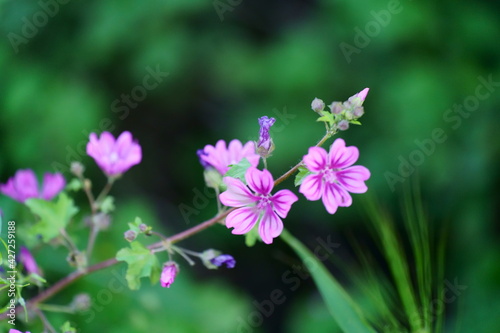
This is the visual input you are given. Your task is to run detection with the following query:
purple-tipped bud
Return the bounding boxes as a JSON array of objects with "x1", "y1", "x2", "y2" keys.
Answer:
[
  {"x1": 329, "y1": 102, "x2": 343, "y2": 114},
  {"x1": 338, "y1": 120, "x2": 350, "y2": 131},
  {"x1": 160, "y1": 262, "x2": 179, "y2": 288},
  {"x1": 139, "y1": 223, "x2": 148, "y2": 232},
  {"x1": 256, "y1": 116, "x2": 276, "y2": 158},
  {"x1": 311, "y1": 98, "x2": 325, "y2": 114},
  {"x1": 124, "y1": 230, "x2": 137, "y2": 242},
  {"x1": 347, "y1": 88, "x2": 369, "y2": 107},
  {"x1": 210, "y1": 254, "x2": 236, "y2": 269},
  {"x1": 20, "y1": 246, "x2": 41, "y2": 276}
]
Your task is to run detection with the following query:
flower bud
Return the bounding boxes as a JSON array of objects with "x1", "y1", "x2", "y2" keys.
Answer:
[
  {"x1": 210, "y1": 254, "x2": 236, "y2": 269},
  {"x1": 70, "y1": 162, "x2": 85, "y2": 177},
  {"x1": 338, "y1": 120, "x2": 350, "y2": 131},
  {"x1": 256, "y1": 116, "x2": 276, "y2": 158},
  {"x1": 329, "y1": 102, "x2": 343, "y2": 114},
  {"x1": 124, "y1": 230, "x2": 137, "y2": 242},
  {"x1": 160, "y1": 262, "x2": 179, "y2": 288},
  {"x1": 139, "y1": 223, "x2": 148, "y2": 232},
  {"x1": 20, "y1": 246, "x2": 41, "y2": 276},
  {"x1": 71, "y1": 293, "x2": 91, "y2": 312},
  {"x1": 347, "y1": 88, "x2": 369, "y2": 107},
  {"x1": 353, "y1": 106, "x2": 364, "y2": 118},
  {"x1": 311, "y1": 98, "x2": 325, "y2": 114}
]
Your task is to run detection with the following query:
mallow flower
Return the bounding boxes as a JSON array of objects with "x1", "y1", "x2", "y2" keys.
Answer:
[
  {"x1": 9, "y1": 330, "x2": 31, "y2": 333},
  {"x1": 86, "y1": 131, "x2": 142, "y2": 177},
  {"x1": 0, "y1": 169, "x2": 65, "y2": 203},
  {"x1": 198, "y1": 139, "x2": 260, "y2": 175},
  {"x1": 220, "y1": 167, "x2": 298, "y2": 244},
  {"x1": 299, "y1": 138, "x2": 370, "y2": 214}
]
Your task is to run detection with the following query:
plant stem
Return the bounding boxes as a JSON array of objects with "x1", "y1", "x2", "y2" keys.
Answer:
[{"x1": 1, "y1": 130, "x2": 334, "y2": 321}]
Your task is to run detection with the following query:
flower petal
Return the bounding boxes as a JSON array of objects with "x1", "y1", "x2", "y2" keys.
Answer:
[
  {"x1": 299, "y1": 174, "x2": 324, "y2": 201},
  {"x1": 271, "y1": 189, "x2": 298, "y2": 218},
  {"x1": 303, "y1": 147, "x2": 328, "y2": 172},
  {"x1": 10, "y1": 169, "x2": 39, "y2": 202},
  {"x1": 246, "y1": 167, "x2": 273, "y2": 195},
  {"x1": 322, "y1": 182, "x2": 352, "y2": 214},
  {"x1": 328, "y1": 138, "x2": 359, "y2": 169},
  {"x1": 258, "y1": 208, "x2": 283, "y2": 244},
  {"x1": 337, "y1": 166, "x2": 370, "y2": 193},
  {"x1": 225, "y1": 207, "x2": 260, "y2": 234},
  {"x1": 219, "y1": 177, "x2": 258, "y2": 207},
  {"x1": 41, "y1": 173, "x2": 66, "y2": 200}
]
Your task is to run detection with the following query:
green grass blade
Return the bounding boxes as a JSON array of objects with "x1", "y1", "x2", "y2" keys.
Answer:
[{"x1": 280, "y1": 229, "x2": 377, "y2": 333}]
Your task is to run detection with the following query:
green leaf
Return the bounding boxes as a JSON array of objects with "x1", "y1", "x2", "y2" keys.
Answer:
[
  {"x1": 61, "y1": 321, "x2": 77, "y2": 333},
  {"x1": 116, "y1": 241, "x2": 161, "y2": 290},
  {"x1": 317, "y1": 112, "x2": 334, "y2": 126},
  {"x1": 99, "y1": 196, "x2": 115, "y2": 214},
  {"x1": 66, "y1": 178, "x2": 82, "y2": 191},
  {"x1": 280, "y1": 229, "x2": 376, "y2": 333},
  {"x1": 128, "y1": 216, "x2": 144, "y2": 234},
  {"x1": 294, "y1": 166, "x2": 312, "y2": 186},
  {"x1": 25, "y1": 193, "x2": 79, "y2": 242},
  {"x1": 224, "y1": 158, "x2": 251, "y2": 183}
]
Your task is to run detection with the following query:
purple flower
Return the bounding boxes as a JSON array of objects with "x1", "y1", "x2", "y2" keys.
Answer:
[
  {"x1": 299, "y1": 138, "x2": 370, "y2": 214},
  {"x1": 198, "y1": 140, "x2": 260, "y2": 175},
  {"x1": 160, "y1": 262, "x2": 179, "y2": 288},
  {"x1": 20, "y1": 246, "x2": 41, "y2": 276},
  {"x1": 86, "y1": 131, "x2": 142, "y2": 177},
  {"x1": 219, "y1": 167, "x2": 298, "y2": 244},
  {"x1": 210, "y1": 254, "x2": 236, "y2": 268},
  {"x1": 0, "y1": 169, "x2": 65, "y2": 203},
  {"x1": 256, "y1": 116, "x2": 276, "y2": 158},
  {"x1": 9, "y1": 330, "x2": 31, "y2": 333}
]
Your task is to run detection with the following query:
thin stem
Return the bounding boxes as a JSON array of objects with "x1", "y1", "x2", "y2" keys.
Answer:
[
  {"x1": 274, "y1": 132, "x2": 333, "y2": 187},
  {"x1": 95, "y1": 178, "x2": 115, "y2": 204},
  {"x1": 37, "y1": 303, "x2": 74, "y2": 314},
  {"x1": 59, "y1": 228, "x2": 79, "y2": 254},
  {"x1": 34, "y1": 308, "x2": 57, "y2": 333},
  {"x1": 86, "y1": 224, "x2": 99, "y2": 262},
  {"x1": 1, "y1": 130, "x2": 334, "y2": 321}
]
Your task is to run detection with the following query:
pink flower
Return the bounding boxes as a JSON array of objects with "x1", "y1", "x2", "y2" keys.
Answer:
[
  {"x1": 0, "y1": 169, "x2": 65, "y2": 203},
  {"x1": 299, "y1": 138, "x2": 370, "y2": 214},
  {"x1": 219, "y1": 167, "x2": 298, "y2": 244},
  {"x1": 160, "y1": 262, "x2": 178, "y2": 288},
  {"x1": 20, "y1": 246, "x2": 41, "y2": 276},
  {"x1": 198, "y1": 139, "x2": 260, "y2": 175},
  {"x1": 86, "y1": 131, "x2": 142, "y2": 177},
  {"x1": 9, "y1": 330, "x2": 31, "y2": 333}
]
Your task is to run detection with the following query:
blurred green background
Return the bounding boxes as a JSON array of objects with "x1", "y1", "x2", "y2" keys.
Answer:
[{"x1": 1, "y1": 0, "x2": 499, "y2": 332}]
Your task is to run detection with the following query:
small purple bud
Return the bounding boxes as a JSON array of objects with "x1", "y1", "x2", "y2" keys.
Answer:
[
  {"x1": 210, "y1": 254, "x2": 236, "y2": 269},
  {"x1": 139, "y1": 223, "x2": 148, "y2": 232},
  {"x1": 329, "y1": 102, "x2": 343, "y2": 114},
  {"x1": 124, "y1": 230, "x2": 137, "y2": 242},
  {"x1": 197, "y1": 149, "x2": 211, "y2": 169},
  {"x1": 70, "y1": 162, "x2": 85, "y2": 177},
  {"x1": 161, "y1": 262, "x2": 179, "y2": 288},
  {"x1": 311, "y1": 98, "x2": 325, "y2": 113},
  {"x1": 20, "y1": 246, "x2": 41, "y2": 276},
  {"x1": 71, "y1": 293, "x2": 91, "y2": 312},
  {"x1": 338, "y1": 120, "x2": 350, "y2": 131},
  {"x1": 256, "y1": 116, "x2": 276, "y2": 158},
  {"x1": 347, "y1": 88, "x2": 369, "y2": 107}
]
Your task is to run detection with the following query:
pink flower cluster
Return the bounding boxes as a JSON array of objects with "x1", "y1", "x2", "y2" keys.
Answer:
[{"x1": 0, "y1": 169, "x2": 65, "y2": 203}]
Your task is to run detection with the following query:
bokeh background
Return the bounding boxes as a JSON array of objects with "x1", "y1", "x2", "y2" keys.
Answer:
[{"x1": 1, "y1": 0, "x2": 499, "y2": 332}]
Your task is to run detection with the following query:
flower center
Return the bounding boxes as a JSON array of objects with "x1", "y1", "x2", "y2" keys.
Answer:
[
  {"x1": 257, "y1": 195, "x2": 272, "y2": 210},
  {"x1": 110, "y1": 152, "x2": 119, "y2": 163},
  {"x1": 322, "y1": 167, "x2": 338, "y2": 184}
]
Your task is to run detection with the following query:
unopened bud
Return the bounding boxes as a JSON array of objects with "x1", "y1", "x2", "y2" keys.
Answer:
[
  {"x1": 139, "y1": 223, "x2": 148, "y2": 232},
  {"x1": 311, "y1": 98, "x2": 325, "y2": 114},
  {"x1": 124, "y1": 230, "x2": 137, "y2": 242},
  {"x1": 353, "y1": 106, "x2": 364, "y2": 118},
  {"x1": 71, "y1": 293, "x2": 91, "y2": 312},
  {"x1": 338, "y1": 120, "x2": 350, "y2": 131},
  {"x1": 329, "y1": 102, "x2": 343, "y2": 114},
  {"x1": 70, "y1": 162, "x2": 85, "y2": 177}
]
